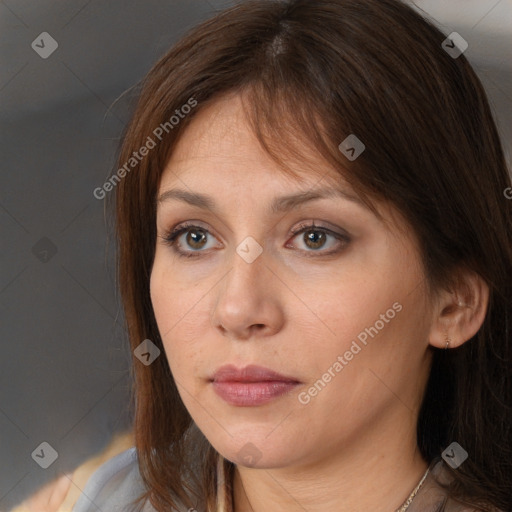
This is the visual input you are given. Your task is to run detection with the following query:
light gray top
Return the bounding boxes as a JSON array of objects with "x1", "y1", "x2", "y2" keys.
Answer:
[{"x1": 71, "y1": 447, "x2": 156, "y2": 512}]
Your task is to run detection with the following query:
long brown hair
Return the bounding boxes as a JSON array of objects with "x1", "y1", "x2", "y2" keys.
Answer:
[{"x1": 112, "y1": 0, "x2": 512, "y2": 510}]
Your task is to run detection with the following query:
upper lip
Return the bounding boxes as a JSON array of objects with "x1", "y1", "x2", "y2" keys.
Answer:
[{"x1": 211, "y1": 364, "x2": 300, "y2": 383}]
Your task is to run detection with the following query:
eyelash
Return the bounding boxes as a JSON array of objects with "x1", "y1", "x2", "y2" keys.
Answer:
[{"x1": 160, "y1": 221, "x2": 350, "y2": 259}]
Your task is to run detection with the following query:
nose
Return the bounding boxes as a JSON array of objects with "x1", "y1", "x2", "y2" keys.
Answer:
[{"x1": 210, "y1": 242, "x2": 285, "y2": 341}]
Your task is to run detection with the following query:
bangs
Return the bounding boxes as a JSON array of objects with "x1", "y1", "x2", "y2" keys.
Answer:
[{"x1": 202, "y1": 80, "x2": 386, "y2": 223}]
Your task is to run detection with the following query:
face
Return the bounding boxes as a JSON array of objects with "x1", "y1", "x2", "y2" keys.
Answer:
[{"x1": 150, "y1": 92, "x2": 434, "y2": 470}]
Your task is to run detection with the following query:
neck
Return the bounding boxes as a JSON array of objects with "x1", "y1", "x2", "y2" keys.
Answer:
[{"x1": 231, "y1": 413, "x2": 428, "y2": 512}]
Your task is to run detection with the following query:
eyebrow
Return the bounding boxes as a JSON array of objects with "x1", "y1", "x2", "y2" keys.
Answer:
[{"x1": 157, "y1": 186, "x2": 368, "y2": 214}]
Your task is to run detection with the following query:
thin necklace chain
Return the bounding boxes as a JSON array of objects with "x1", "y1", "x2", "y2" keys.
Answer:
[
  {"x1": 395, "y1": 467, "x2": 430, "y2": 512},
  {"x1": 225, "y1": 462, "x2": 430, "y2": 512}
]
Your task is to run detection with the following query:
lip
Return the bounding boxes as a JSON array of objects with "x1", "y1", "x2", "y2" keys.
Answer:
[
  {"x1": 211, "y1": 364, "x2": 301, "y2": 406},
  {"x1": 212, "y1": 364, "x2": 299, "y2": 383}
]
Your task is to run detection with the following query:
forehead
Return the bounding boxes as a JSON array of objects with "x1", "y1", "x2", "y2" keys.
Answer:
[{"x1": 160, "y1": 92, "x2": 345, "y2": 191}]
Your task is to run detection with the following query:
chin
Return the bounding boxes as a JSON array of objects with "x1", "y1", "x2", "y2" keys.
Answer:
[{"x1": 211, "y1": 433, "x2": 304, "y2": 469}]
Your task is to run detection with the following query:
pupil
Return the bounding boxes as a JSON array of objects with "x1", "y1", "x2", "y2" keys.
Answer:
[{"x1": 306, "y1": 230, "x2": 325, "y2": 249}]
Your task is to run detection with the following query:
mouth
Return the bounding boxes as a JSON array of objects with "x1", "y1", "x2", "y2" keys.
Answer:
[{"x1": 210, "y1": 364, "x2": 301, "y2": 407}]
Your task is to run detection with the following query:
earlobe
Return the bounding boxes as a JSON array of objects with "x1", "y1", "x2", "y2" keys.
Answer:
[{"x1": 428, "y1": 270, "x2": 490, "y2": 350}]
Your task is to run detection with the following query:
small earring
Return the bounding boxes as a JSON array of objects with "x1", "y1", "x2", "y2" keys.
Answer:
[{"x1": 445, "y1": 334, "x2": 451, "y2": 350}]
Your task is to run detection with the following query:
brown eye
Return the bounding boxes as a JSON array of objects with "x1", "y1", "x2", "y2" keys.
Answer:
[
  {"x1": 185, "y1": 228, "x2": 208, "y2": 249},
  {"x1": 162, "y1": 222, "x2": 220, "y2": 258},
  {"x1": 288, "y1": 222, "x2": 350, "y2": 255},
  {"x1": 302, "y1": 230, "x2": 327, "y2": 250}
]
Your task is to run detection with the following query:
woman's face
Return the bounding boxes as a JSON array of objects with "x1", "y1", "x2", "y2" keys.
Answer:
[{"x1": 150, "y1": 92, "x2": 434, "y2": 469}]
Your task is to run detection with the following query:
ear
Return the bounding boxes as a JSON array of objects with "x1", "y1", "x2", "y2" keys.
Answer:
[{"x1": 428, "y1": 268, "x2": 489, "y2": 349}]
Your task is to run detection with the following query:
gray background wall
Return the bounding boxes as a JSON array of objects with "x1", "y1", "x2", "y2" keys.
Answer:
[{"x1": 0, "y1": 0, "x2": 510, "y2": 510}]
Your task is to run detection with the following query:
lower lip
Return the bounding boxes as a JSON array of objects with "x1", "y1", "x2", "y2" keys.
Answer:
[{"x1": 212, "y1": 381, "x2": 300, "y2": 406}]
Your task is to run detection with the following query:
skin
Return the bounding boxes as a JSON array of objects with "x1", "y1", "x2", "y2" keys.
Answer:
[
  {"x1": 150, "y1": 91, "x2": 489, "y2": 512},
  {"x1": 20, "y1": 474, "x2": 72, "y2": 512}
]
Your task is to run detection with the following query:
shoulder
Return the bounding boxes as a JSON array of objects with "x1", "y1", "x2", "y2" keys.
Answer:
[{"x1": 72, "y1": 447, "x2": 155, "y2": 512}]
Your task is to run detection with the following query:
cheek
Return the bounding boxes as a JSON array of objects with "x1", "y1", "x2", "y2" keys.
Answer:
[
  {"x1": 150, "y1": 263, "x2": 210, "y2": 377},
  {"x1": 150, "y1": 265, "x2": 174, "y2": 336},
  {"x1": 301, "y1": 277, "x2": 395, "y2": 347},
  {"x1": 293, "y1": 272, "x2": 418, "y2": 398},
  {"x1": 150, "y1": 257, "x2": 200, "y2": 332}
]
